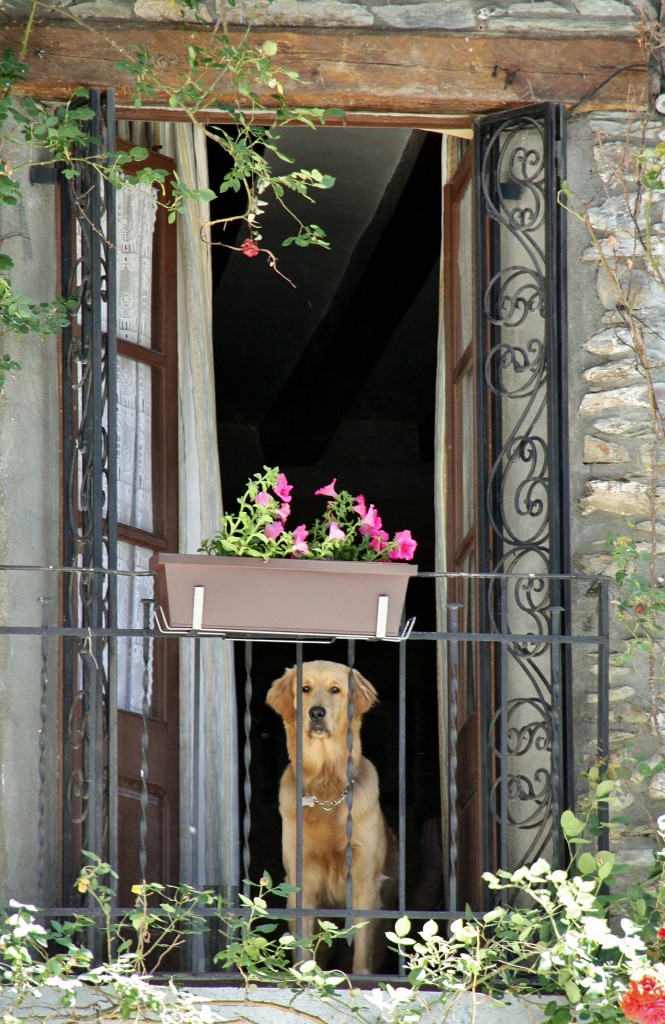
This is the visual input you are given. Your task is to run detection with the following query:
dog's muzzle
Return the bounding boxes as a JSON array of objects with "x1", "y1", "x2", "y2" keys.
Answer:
[{"x1": 308, "y1": 705, "x2": 328, "y2": 734}]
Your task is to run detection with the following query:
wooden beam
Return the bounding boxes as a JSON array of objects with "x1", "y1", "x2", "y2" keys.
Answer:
[{"x1": 4, "y1": 20, "x2": 648, "y2": 117}]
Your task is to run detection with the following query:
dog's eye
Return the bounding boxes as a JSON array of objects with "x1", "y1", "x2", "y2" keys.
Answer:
[
  {"x1": 302, "y1": 685, "x2": 310, "y2": 693},
  {"x1": 330, "y1": 686, "x2": 340, "y2": 694}
]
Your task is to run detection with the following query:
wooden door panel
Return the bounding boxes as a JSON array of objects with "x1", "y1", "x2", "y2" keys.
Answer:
[
  {"x1": 444, "y1": 144, "x2": 484, "y2": 909},
  {"x1": 117, "y1": 781, "x2": 173, "y2": 900},
  {"x1": 115, "y1": 144, "x2": 180, "y2": 897}
]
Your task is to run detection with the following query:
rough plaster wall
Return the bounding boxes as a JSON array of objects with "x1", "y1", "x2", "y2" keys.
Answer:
[
  {"x1": 566, "y1": 112, "x2": 665, "y2": 872},
  {"x1": 0, "y1": 150, "x2": 61, "y2": 905}
]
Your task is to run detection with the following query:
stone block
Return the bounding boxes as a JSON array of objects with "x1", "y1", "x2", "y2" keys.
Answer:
[
  {"x1": 579, "y1": 384, "x2": 650, "y2": 416},
  {"x1": 588, "y1": 194, "x2": 662, "y2": 233},
  {"x1": 134, "y1": 0, "x2": 210, "y2": 19},
  {"x1": 579, "y1": 479, "x2": 659, "y2": 516},
  {"x1": 596, "y1": 265, "x2": 664, "y2": 311},
  {"x1": 582, "y1": 358, "x2": 643, "y2": 389},
  {"x1": 583, "y1": 435, "x2": 630, "y2": 463},
  {"x1": 614, "y1": 705, "x2": 651, "y2": 726},
  {"x1": 226, "y1": 0, "x2": 374, "y2": 24},
  {"x1": 583, "y1": 327, "x2": 633, "y2": 358},
  {"x1": 371, "y1": 1, "x2": 475, "y2": 28},
  {"x1": 593, "y1": 417, "x2": 646, "y2": 435}
]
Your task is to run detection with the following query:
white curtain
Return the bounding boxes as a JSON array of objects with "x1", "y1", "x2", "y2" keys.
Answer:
[
  {"x1": 115, "y1": 182, "x2": 159, "y2": 712},
  {"x1": 170, "y1": 122, "x2": 240, "y2": 899}
]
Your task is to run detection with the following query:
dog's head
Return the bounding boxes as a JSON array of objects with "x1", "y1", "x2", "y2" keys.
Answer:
[{"x1": 266, "y1": 660, "x2": 378, "y2": 738}]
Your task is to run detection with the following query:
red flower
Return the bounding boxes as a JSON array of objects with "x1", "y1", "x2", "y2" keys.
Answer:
[
  {"x1": 241, "y1": 238, "x2": 260, "y2": 258},
  {"x1": 622, "y1": 969, "x2": 665, "y2": 1024},
  {"x1": 659, "y1": 929, "x2": 665, "y2": 940},
  {"x1": 635, "y1": 603, "x2": 646, "y2": 615}
]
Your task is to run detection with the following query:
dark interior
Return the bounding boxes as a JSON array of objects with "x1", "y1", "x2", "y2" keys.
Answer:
[{"x1": 208, "y1": 125, "x2": 444, "y2": 922}]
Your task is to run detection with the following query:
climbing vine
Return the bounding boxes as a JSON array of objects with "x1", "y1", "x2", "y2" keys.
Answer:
[{"x1": 0, "y1": 0, "x2": 340, "y2": 386}]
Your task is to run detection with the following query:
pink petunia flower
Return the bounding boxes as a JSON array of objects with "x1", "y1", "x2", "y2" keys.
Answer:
[
  {"x1": 352, "y1": 495, "x2": 367, "y2": 518},
  {"x1": 264, "y1": 522, "x2": 284, "y2": 540},
  {"x1": 255, "y1": 492, "x2": 271, "y2": 507},
  {"x1": 276, "y1": 502, "x2": 291, "y2": 522},
  {"x1": 359, "y1": 504, "x2": 383, "y2": 537},
  {"x1": 388, "y1": 529, "x2": 418, "y2": 562},
  {"x1": 292, "y1": 523, "x2": 309, "y2": 554},
  {"x1": 315, "y1": 478, "x2": 338, "y2": 498},
  {"x1": 328, "y1": 522, "x2": 346, "y2": 541},
  {"x1": 274, "y1": 473, "x2": 293, "y2": 503}
]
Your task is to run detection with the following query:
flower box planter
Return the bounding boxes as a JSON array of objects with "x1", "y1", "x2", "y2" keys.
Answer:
[{"x1": 149, "y1": 553, "x2": 417, "y2": 640}]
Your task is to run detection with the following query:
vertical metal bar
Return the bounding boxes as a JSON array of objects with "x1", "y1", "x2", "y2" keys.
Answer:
[
  {"x1": 139, "y1": 600, "x2": 151, "y2": 882},
  {"x1": 86, "y1": 90, "x2": 105, "y2": 878},
  {"x1": 37, "y1": 596, "x2": 51, "y2": 909},
  {"x1": 551, "y1": 105, "x2": 574, "y2": 816},
  {"x1": 60, "y1": 89, "x2": 117, "y2": 904},
  {"x1": 397, "y1": 639, "x2": 407, "y2": 978},
  {"x1": 295, "y1": 645, "x2": 304, "y2": 943},
  {"x1": 474, "y1": 122, "x2": 499, "y2": 884},
  {"x1": 549, "y1": 604, "x2": 563, "y2": 868},
  {"x1": 59, "y1": 155, "x2": 76, "y2": 901},
  {"x1": 242, "y1": 641, "x2": 253, "y2": 892},
  {"x1": 447, "y1": 603, "x2": 461, "y2": 913},
  {"x1": 543, "y1": 103, "x2": 571, "y2": 841},
  {"x1": 597, "y1": 580, "x2": 611, "y2": 852},
  {"x1": 345, "y1": 641, "x2": 356, "y2": 933},
  {"x1": 105, "y1": 90, "x2": 119, "y2": 885},
  {"x1": 191, "y1": 636, "x2": 202, "y2": 890},
  {"x1": 499, "y1": 577, "x2": 509, "y2": 872},
  {"x1": 189, "y1": 635, "x2": 203, "y2": 974},
  {"x1": 398, "y1": 639, "x2": 407, "y2": 914}
]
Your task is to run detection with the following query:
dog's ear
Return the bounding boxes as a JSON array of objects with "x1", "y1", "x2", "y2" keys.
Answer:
[
  {"x1": 266, "y1": 667, "x2": 297, "y2": 723},
  {"x1": 350, "y1": 669, "x2": 378, "y2": 716}
]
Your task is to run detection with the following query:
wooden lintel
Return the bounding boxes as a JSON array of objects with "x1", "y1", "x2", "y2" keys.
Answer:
[{"x1": 4, "y1": 20, "x2": 649, "y2": 117}]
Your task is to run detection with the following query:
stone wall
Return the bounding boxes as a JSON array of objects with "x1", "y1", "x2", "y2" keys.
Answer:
[
  {"x1": 2, "y1": 0, "x2": 652, "y2": 32},
  {"x1": 567, "y1": 111, "x2": 665, "y2": 864}
]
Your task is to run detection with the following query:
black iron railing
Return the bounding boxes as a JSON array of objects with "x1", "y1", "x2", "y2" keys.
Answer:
[{"x1": 0, "y1": 563, "x2": 609, "y2": 979}]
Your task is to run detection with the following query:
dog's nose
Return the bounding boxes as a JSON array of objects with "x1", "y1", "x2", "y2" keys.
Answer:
[{"x1": 309, "y1": 705, "x2": 326, "y2": 722}]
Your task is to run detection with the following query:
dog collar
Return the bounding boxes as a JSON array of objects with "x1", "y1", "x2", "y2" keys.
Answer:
[{"x1": 302, "y1": 776, "x2": 357, "y2": 811}]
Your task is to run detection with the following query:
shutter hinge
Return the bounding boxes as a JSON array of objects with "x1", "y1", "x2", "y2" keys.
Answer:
[{"x1": 29, "y1": 163, "x2": 64, "y2": 185}]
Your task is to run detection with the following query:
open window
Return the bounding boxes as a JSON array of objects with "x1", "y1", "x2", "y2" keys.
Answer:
[{"x1": 56, "y1": 102, "x2": 573, "y2": 963}]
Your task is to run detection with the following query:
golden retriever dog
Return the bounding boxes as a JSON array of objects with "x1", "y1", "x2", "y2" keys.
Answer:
[{"x1": 266, "y1": 660, "x2": 395, "y2": 975}]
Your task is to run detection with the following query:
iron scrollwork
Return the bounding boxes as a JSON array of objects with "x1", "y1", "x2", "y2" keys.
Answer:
[
  {"x1": 60, "y1": 90, "x2": 117, "y2": 898},
  {"x1": 476, "y1": 104, "x2": 569, "y2": 873}
]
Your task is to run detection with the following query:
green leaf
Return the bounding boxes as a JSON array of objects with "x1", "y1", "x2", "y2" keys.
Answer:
[
  {"x1": 564, "y1": 981, "x2": 581, "y2": 1004},
  {"x1": 261, "y1": 40, "x2": 278, "y2": 57},
  {"x1": 577, "y1": 852, "x2": 597, "y2": 874},
  {"x1": 561, "y1": 809, "x2": 586, "y2": 838}
]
